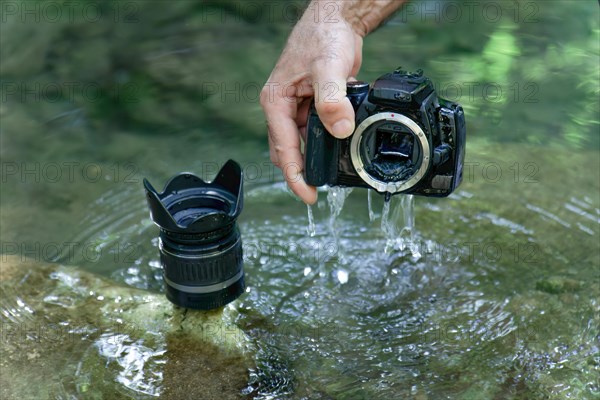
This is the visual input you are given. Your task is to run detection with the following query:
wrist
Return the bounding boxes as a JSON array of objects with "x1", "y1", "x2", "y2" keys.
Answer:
[{"x1": 307, "y1": 0, "x2": 405, "y2": 37}]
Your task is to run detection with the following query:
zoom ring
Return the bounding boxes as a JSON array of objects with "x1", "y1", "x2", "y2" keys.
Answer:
[{"x1": 160, "y1": 240, "x2": 243, "y2": 286}]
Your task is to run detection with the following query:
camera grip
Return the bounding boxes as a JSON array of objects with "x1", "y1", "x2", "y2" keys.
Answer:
[{"x1": 304, "y1": 107, "x2": 335, "y2": 186}]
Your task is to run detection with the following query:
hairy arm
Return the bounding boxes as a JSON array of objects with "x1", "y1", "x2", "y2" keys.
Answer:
[{"x1": 317, "y1": 0, "x2": 406, "y2": 36}]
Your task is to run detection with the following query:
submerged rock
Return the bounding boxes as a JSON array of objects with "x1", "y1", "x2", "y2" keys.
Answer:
[
  {"x1": 0, "y1": 256, "x2": 254, "y2": 399},
  {"x1": 536, "y1": 276, "x2": 582, "y2": 294}
]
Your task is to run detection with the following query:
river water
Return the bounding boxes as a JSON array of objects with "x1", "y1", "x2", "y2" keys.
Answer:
[{"x1": 1, "y1": 1, "x2": 598, "y2": 398}]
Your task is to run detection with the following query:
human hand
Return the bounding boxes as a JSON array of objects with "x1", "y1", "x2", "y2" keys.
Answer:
[
  {"x1": 260, "y1": 2, "x2": 363, "y2": 204},
  {"x1": 260, "y1": 0, "x2": 405, "y2": 204}
]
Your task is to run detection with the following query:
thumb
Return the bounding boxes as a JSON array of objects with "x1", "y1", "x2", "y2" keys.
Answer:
[{"x1": 312, "y1": 61, "x2": 355, "y2": 139}]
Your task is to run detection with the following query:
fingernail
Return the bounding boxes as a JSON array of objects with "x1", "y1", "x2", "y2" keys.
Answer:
[{"x1": 331, "y1": 119, "x2": 354, "y2": 138}]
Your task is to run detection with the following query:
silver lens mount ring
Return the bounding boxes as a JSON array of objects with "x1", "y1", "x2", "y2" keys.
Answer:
[{"x1": 349, "y1": 112, "x2": 430, "y2": 194}]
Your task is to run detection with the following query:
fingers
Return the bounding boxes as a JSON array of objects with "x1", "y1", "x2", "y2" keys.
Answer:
[
  {"x1": 267, "y1": 132, "x2": 279, "y2": 166},
  {"x1": 268, "y1": 116, "x2": 318, "y2": 204},
  {"x1": 351, "y1": 35, "x2": 363, "y2": 78},
  {"x1": 294, "y1": 98, "x2": 312, "y2": 130},
  {"x1": 261, "y1": 89, "x2": 318, "y2": 205},
  {"x1": 311, "y1": 58, "x2": 356, "y2": 139}
]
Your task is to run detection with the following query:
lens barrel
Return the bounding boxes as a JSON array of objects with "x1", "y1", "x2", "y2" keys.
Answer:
[
  {"x1": 143, "y1": 160, "x2": 245, "y2": 310},
  {"x1": 159, "y1": 223, "x2": 244, "y2": 309}
]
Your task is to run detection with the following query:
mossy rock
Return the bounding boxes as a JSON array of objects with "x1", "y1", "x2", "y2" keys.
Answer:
[
  {"x1": 536, "y1": 276, "x2": 582, "y2": 294},
  {"x1": 0, "y1": 256, "x2": 254, "y2": 399}
]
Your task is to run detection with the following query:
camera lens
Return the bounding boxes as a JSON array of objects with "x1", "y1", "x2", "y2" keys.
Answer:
[
  {"x1": 143, "y1": 160, "x2": 245, "y2": 310},
  {"x1": 350, "y1": 112, "x2": 430, "y2": 194}
]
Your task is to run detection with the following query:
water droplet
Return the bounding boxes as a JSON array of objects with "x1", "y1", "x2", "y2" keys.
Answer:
[{"x1": 336, "y1": 269, "x2": 349, "y2": 284}]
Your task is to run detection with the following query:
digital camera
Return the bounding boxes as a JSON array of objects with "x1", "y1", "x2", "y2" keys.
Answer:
[{"x1": 304, "y1": 68, "x2": 466, "y2": 197}]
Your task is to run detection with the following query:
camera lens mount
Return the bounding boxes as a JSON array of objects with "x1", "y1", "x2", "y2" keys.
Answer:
[{"x1": 350, "y1": 112, "x2": 430, "y2": 193}]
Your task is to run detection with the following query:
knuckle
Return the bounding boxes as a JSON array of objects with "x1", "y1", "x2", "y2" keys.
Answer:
[{"x1": 273, "y1": 143, "x2": 288, "y2": 156}]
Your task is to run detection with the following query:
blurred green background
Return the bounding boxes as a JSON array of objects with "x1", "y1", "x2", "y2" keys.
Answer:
[{"x1": 1, "y1": 0, "x2": 598, "y2": 152}]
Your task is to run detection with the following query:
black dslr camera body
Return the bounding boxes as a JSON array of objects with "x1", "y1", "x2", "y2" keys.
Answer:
[{"x1": 304, "y1": 68, "x2": 466, "y2": 197}]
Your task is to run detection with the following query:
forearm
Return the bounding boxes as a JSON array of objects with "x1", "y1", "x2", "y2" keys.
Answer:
[{"x1": 306, "y1": 0, "x2": 407, "y2": 37}]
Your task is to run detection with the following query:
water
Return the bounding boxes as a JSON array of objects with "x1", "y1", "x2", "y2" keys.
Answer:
[
  {"x1": 306, "y1": 204, "x2": 316, "y2": 237},
  {"x1": 326, "y1": 186, "x2": 354, "y2": 233},
  {"x1": 381, "y1": 195, "x2": 420, "y2": 257},
  {"x1": 1, "y1": 1, "x2": 599, "y2": 399},
  {"x1": 367, "y1": 190, "x2": 376, "y2": 222}
]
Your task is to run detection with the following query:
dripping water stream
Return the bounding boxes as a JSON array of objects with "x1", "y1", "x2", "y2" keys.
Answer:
[
  {"x1": 326, "y1": 187, "x2": 353, "y2": 233},
  {"x1": 306, "y1": 187, "x2": 420, "y2": 258},
  {"x1": 306, "y1": 204, "x2": 316, "y2": 237},
  {"x1": 367, "y1": 190, "x2": 376, "y2": 222},
  {"x1": 381, "y1": 194, "x2": 420, "y2": 257}
]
